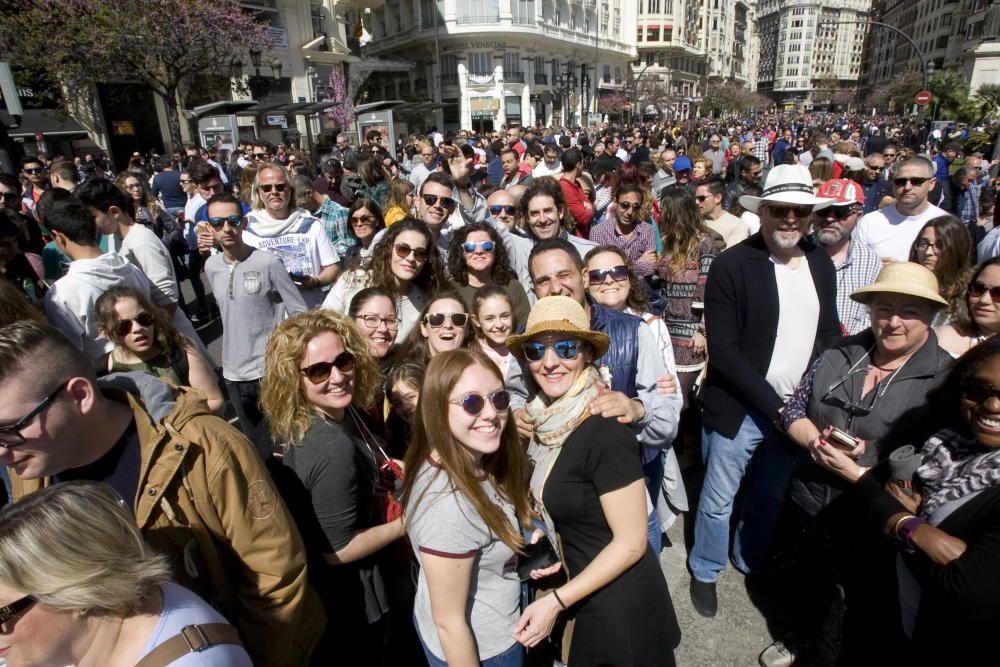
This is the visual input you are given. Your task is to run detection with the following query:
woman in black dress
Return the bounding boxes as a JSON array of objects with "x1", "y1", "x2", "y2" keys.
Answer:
[{"x1": 507, "y1": 296, "x2": 680, "y2": 666}]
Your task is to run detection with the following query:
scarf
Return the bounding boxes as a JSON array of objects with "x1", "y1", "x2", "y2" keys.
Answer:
[
  {"x1": 525, "y1": 366, "x2": 607, "y2": 554},
  {"x1": 247, "y1": 207, "x2": 311, "y2": 238},
  {"x1": 917, "y1": 428, "x2": 1000, "y2": 517}
]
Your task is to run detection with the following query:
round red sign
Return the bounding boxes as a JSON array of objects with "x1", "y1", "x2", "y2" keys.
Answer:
[{"x1": 915, "y1": 90, "x2": 932, "y2": 106}]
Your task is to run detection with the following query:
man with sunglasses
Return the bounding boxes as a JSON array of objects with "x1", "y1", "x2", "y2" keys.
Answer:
[
  {"x1": 203, "y1": 194, "x2": 306, "y2": 446},
  {"x1": 854, "y1": 156, "x2": 947, "y2": 262},
  {"x1": 19, "y1": 157, "x2": 49, "y2": 222},
  {"x1": 861, "y1": 153, "x2": 893, "y2": 214},
  {"x1": 697, "y1": 178, "x2": 748, "y2": 251},
  {"x1": 0, "y1": 319, "x2": 324, "y2": 666},
  {"x1": 486, "y1": 189, "x2": 518, "y2": 231}
]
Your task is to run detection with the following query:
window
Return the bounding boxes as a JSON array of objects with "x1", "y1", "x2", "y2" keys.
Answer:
[
  {"x1": 511, "y1": 0, "x2": 534, "y2": 24},
  {"x1": 309, "y1": 0, "x2": 324, "y2": 36},
  {"x1": 604, "y1": 64, "x2": 611, "y2": 82},
  {"x1": 457, "y1": 0, "x2": 499, "y2": 23},
  {"x1": 648, "y1": 25, "x2": 660, "y2": 40},
  {"x1": 648, "y1": 0, "x2": 660, "y2": 12},
  {"x1": 441, "y1": 54, "x2": 458, "y2": 81},
  {"x1": 637, "y1": 27, "x2": 644, "y2": 42},
  {"x1": 420, "y1": 0, "x2": 440, "y2": 29},
  {"x1": 468, "y1": 52, "x2": 492, "y2": 75},
  {"x1": 504, "y1": 52, "x2": 522, "y2": 76}
]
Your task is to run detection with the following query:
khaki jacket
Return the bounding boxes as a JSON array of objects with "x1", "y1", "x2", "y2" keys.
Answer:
[{"x1": 11, "y1": 387, "x2": 325, "y2": 666}]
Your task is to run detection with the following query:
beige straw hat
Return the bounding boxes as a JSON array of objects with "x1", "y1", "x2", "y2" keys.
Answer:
[
  {"x1": 849, "y1": 261, "x2": 948, "y2": 307},
  {"x1": 506, "y1": 296, "x2": 610, "y2": 360}
]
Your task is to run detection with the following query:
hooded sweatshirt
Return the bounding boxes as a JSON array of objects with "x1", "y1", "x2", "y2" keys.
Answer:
[{"x1": 44, "y1": 252, "x2": 153, "y2": 361}]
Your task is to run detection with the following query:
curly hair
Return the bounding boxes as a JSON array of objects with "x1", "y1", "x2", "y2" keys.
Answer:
[
  {"x1": 446, "y1": 222, "x2": 516, "y2": 286},
  {"x1": 114, "y1": 171, "x2": 162, "y2": 219},
  {"x1": 94, "y1": 285, "x2": 188, "y2": 353},
  {"x1": 363, "y1": 217, "x2": 446, "y2": 299},
  {"x1": 583, "y1": 245, "x2": 650, "y2": 312},
  {"x1": 261, "y1": 309, "x2": 383, "y2": 445},
  {"x1": 517, "y1": 176, "x2": 575, "y2": 237}
]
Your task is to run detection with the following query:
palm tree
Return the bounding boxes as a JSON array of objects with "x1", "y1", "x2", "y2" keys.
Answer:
[{"x1": 973, "y1": 83, "x2": 1000, "y2": 119}]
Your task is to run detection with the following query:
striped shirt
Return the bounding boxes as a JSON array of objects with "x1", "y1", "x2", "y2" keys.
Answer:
[{"x1": 587, "y1": 217, "x2": 657, "y2": 277}]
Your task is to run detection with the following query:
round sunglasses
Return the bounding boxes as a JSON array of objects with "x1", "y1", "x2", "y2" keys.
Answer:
[
  {"x1": 448, "y1": 390, "x2": 511, "y2": 416},
  {"x1": 300, "y1": 351, "x2": 356, "y2": 384},
  {"x1": 462, "y1": 240, "x2": 495, "y2": 253},
  {"x1": 115, "y1": 312, "x2": 155, "y2": 336},
  {"x1": 424, "y1": 312, "x2": 469, "y2": 328},
  {"x1": 523, "y1": 339, "x2": 580, "y2": 362}
]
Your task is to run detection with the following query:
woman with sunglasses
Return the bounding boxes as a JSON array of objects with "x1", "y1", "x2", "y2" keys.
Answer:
[
  {"x1": 116, "y1": 172, "x2": 173, "y2": 234},
  {"x1": 937, "y1": 258, "x2": 1000, "y2": 357},
  {"x1": 509, "y1": 296, "x2": 679, "y2": 666},
  {"x1": 261, "y1": 309, "x2": 403, "y2": 665},
  {"x1": 383, "y1": 178, "x2": 416, "y2": 227},
  {"x1": 588, "y1": 183, "x2": 658, "y2": 278},
  {"x1": 94, "y1": 285, "x2": 224, "y2": 415},
  {"x1": 808, "y1": 336, "x2": 1000, "y2": 663},
  {"x1": 324, "y1": 218, "x2": 447, "y2": 341},
  {"x1": 401, "y1": 348, "x2": 534, "y2": 667},
  {"x1": 447, "y1": 221, "x2": 530, "y2": 328},
  {"x1": 0, "y1": 481, "x2": 252, "y2": 667},
  {"x1": 398, "y1": 291, "x2": 474, "y2": 365},
  {"x1": 908, "y1": 214, "x2": 971, "y2": 323},
  {"x1": 340, "y1": 198, "x2": 387, "y2": 270}
]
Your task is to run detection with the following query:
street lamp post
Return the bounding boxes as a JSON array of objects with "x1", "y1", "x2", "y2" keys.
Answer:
[
  {"x1": 248, "y1": 49, "x2": 283, "y2": 100},
  {"x1": 556, "y1": 65, "x2": 578, "y2": 128}
]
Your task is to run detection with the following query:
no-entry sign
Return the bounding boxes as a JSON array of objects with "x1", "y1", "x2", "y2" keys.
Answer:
[{"x1": 915, "y1": 90, "x2": 932, "y2": 106}]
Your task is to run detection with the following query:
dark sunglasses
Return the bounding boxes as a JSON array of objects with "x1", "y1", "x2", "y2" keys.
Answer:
[
  {"x1": 259, "y1": 183, "x2": 287, "y2": 193},
  {"x1": 424, "y1": 312, "x2": 468, "y2": 328},
  {"x1": 421, "y1": 194, "x2": 457, "y2": 211},
  {"x1": 300, "y1": 351, "x2": 356, "y2": 384},
  {"x1": 587, "y1": 265, "x2": 629, "y2": 285},
  {"x1": 893, "y1": 176, "x2": 931, "y2": 187},
  {"x1": 0, "y1": 382, "x2": 67, "y2": 447},
  {"x1": 618, "y1": 201, "x2": 642, "y2": 211},
  {"x1": 449, "y1": 390, "x2": 511, "y2": 416},
  {"x1": 694, "y1": 195, "x2": 709, "y2": 203},
  {"x1": 0, "y1": 595, "x2": 35, "y2": 633},
  {"x1": 0, "y1": 192, "x2": 18, "y2": 200},
  {"x1": 523, "y1": 339, "x2": 580, "y2": 362},
  {"x1": 462, "y1": 240, "x2": 495, "y2": 253},
  {"x1": 489, "y1": 204, "x2": 516, "y2": 216},
  {"x1": 969, "y1": 281, "x2": 1000, "y2": 300},
  {"x1": 22, "y1": 167, "x2": 44, "y2": 175},
  {"x1": 197, "y1": 182, "x2": 224, "y2": 192},
  {"x1": 765, "y1": 203, "x2": 813, "y2": 218},
  {"x1": 960, "y1": 378, "x2": 1000, "y2": 404},
  {"x1": 115, "y1": 312, "x2": 155, "y2": 336},
  {"x1": 254, "y1": 153, "x2": 271, "y2": 160},
  {"x1": 207, "y1": 214, "x2": 244, "y2": 229},
  {"x1": 394, "y1": 243, "x2": 429, "y2": 262},
  {"x1": 351, "y1": 214, "x2": 376, "y2": 227},
  {"x1": 824, "y1": 205, "x2": 857, "y2": 220}
]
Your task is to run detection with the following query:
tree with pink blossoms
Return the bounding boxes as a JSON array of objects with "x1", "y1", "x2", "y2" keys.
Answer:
[{"x1": 324, "y1": 66, "x2": 354, "y2": 130}]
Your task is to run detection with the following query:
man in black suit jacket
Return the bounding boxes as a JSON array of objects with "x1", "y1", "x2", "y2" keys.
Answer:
[{"x1": 688, "y1": 165, "x2": 842, "y2": 618}]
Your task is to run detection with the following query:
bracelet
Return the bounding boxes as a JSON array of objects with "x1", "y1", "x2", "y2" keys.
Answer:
[
  {"x1": 551, "y1": 589, "x2": 567, "y2": 610},
  {"x1": 897, "y1": 516, "x2": 928, "y2": 553},
  {"x1": 892, "y1": 514, "x2": 916, "y2": 540}
]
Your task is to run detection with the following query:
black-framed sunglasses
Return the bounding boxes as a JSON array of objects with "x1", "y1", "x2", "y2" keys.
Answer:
[
  {"x1": 0, "y1": 595, "x2": 35, "y2": 633},
  {"x1": 115, "y1": 311, "x2": 155, "y2": 337},
  {"x1": 462, "y1": 240, "x2": 495, "y2": 253},
  {"x1": 421, "y1": 194, "x2": 457, "y2": 211},
  {"x1": 253, "y1": 153, "x2": 271, "y2": 160},
  {"x1": 587, "y1": 265, "x2": 629, "y2": 285},
  {"x1": 824, "y1": 205, "x2": 858, "y2": 220},
  {"x1": 22, "y1": 167, "x2": 44, "y2": 175},
  {"x1": 424, "y1": 312, "x2": 468, "y2": 328},
  {"x1": 765, "y1": 203, "x2": 814, "y2": 218},
  {"x1": 207, "y1": 214, "x2": 244, "y2": 229},
  {"x1": 523, "y1": 339, "x2": 580, "y2": 362},
  {"x1": 300, "y1": 351, "x2": 356, "y2": 385},
  {"x1": 489, "y1": 204, "x2": 516, "y2": 216},
  {"x1": 892, "y1": 176, "x2": 931, "y2": 188},
  {"x1": 394, "y1": 243, "x2": 429, "y2": 262},
  {"x1": 259, "y1": 183, "x2": 287, "y2": 193},
  {"x1": 448, "y1": 390, "x2": 511, "y2": 416},
  {"x1": 0, "y1": 382, "x2": 68, "y2": 447},
  {"x1": 969, "y1": 281, "x2": 1000, "y2": 300},
  {"x1": 961, "y1": 378, "x2": 1000, "y2": 404}
]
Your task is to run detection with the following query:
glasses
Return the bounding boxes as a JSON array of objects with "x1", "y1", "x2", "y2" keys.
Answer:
[
  {"x1": 197, "y1": 182, "x2": 223, "y2": 193},
  {"x1": 179, "y1": 179, "x2": 192, "y2": 185},
  {"x1": 125, "y1": 183, "x2": 143, "y2": 190},
  {"x1": 893, "y1": 176, "x2": 931, "y2": 188},
  {"x1": 421, "y1": 194, "x2": 457, "y2": 211},
  {"x1": 694, "y1": 195, "x2": 709, "y2": 203},
  {"x1": 259, "y1": 183, "x2": 287, "y2": 193},
  {"x1": 357, "y1": 314, "x2": 400, "y2": 331},
  {"x1": 764, "y1": 203, "x2": 813, "y2": 218},
  {"x1": 22, "y1": 167, "x2": 43, "y2": 175},
  {"x1": 114, "y1": 312, "x2": 155, "y2": 337},
  {"x1": 448, "y1": 390, "x2": 511, "y2": 416},
  {"x1": 207, "y1": 214, "x2": 243, "y2": 229},
  {"x1": 0, "y1": 595, "x2": 35, "y2": 633},
  {"x1": 462, "y1": 240, "x2": 495, "y2": 253},
  {"x1": 253, "y1": 153, "x2": 271, "y2": 160},
  {"x1": 300, "y1": 351, "x2": 356, "y2": 384},
  {"x1": 489, "y1": 204, "x2": 516, "y2": 216},
  {"x1": 961, "y1": 378, "x2": 1000, "y2": 404},
  {"x1": 0, "y1": 382, "x2": 67, "y2": 447},
  {"x1": 351, "y1": 215, "x2": 376, "y2": 227},
  {"x1": 914, "y1": 238, "x2": 943, "y2": 251},
  {"x1": 424, "y1": 312, "x2": 468, "y2": 328},
  {"x1": 618, "y1": 201, "x2": 642, "y2": 211},
  {"x1": 587, "y1": 265, "x2": 629, "y2": 285},
  {"x1": 968, "y1": 281, "x2": 1000, "y2": 300},
  {"x1": 523, "y1": 339, "x2": 580, "y2": 362},
  {"x1": 394, "y1": 243, "x2": 429, "y2": 262},
  {"x1": 823, "y1": 205, "x2": 858, "y2": 220}
]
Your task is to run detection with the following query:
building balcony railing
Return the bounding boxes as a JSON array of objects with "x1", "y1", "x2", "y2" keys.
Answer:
[
  {"x1": 505, "y1": 71, "x2": 525, "y2": 83},
  {"x1": 511, "y1": 16, "x2": 536, "y2": 26},
  {"x1": 467, "y1": 72, "x2": 496, "y2": 85},
  {"x1": 535, "y1": 73, "x2": 548, "y2": 85},
  {"x1": 441, "y1": 74, "x2": 459, "y2": 86},
  {"x1": 456, "y1": 14, "x2": 500, "y2": 25}
]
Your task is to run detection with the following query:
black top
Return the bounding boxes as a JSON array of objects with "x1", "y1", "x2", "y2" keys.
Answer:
[
  {"x1": 55, "y1": 420, "x2": 141, "y2": 509},
  {"x1": 543, "y1": 416, "x2": 679, "y2": 666}
]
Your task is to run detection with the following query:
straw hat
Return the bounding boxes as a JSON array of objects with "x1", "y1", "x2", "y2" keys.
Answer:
[
  {"x1": 849, "y1": 262, "x2": 948, "y2": 308},
  {"x1": 506, "y1": 296, "x2": 610, "y2": 360},
  {"x1": 738, "y1": 164, "x2": 834, "y2": 213}
]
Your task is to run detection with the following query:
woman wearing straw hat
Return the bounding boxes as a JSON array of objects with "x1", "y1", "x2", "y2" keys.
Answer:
[
  {"x1": 757, "y1": 262, "x2": 954, "y2": 666},
  {"x1": 508, "y1": 296, "x2": 679, "y2": 666}
]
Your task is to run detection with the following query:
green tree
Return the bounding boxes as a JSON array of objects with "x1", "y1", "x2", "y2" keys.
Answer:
[
  {"x1": 929, "y1": 69, "x2": 978, "y2": 122},
  {"x1": 973, "y1": 83, "x2": 1000, "y2": 119}
]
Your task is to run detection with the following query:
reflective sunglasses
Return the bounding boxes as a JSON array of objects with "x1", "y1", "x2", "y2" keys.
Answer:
[
  {"x1": 424, "y1": 312, "x2": 468, "y2": 328},
  {"x1": 259, "y1": 183, "x2": 287, "y2": 193},
  {"x1": 394, "y1": 243, "x2": 429, "y2": 262},
  {"x1": 892, "y1": 176, "x2": 931, "y2": 188},
  {"x1": 764, "y1": 203, "x2": 813, "y2": 218},
  {"x1": 824, "y1": 205, "x2": 857, "y2": 220},
  {"x1": 960, "y1": 378, "x2": 1000, "y2": 404},
  {"x1": 0, "y1": 382, "x2": 67, "y2": 447},
  {"x1": 421, "y1": 194, "x2": 457, "y2": 211},
  {"x1": 617, "y1": 201, "x2": 642, "y2": 211},
  {"x1": 115, "y1": 312, "x2": 156, "y2": 336},
  {"x1": 462, "y1": 240, "x2": 495, "y2": 253},
  {"x1": 969, "y1": 281, "x2": 1000, "y2": 300},
  {"x1": 0, "y1": 595, "x2": 35, "y2": 633},
  {"x1": 522, "y1": 339, "x2": 580, "y2": 362},
  {"x1": 357, "y1": 314, "x2": 400, "y2": 331},
  {"x1": 207, "y1": 214, "x2": 244, "y2": 229},
  {"x1": 448, "y1": 390, "x2": 511, "y2": 416},
  {"x1": 300, "y1": 351, "x2": 356, "y2": 384},
  {"x1": 489, "y1": 204, "x2": 516, "y2": 216},
  {"x1": 587, "y1": 265, "x2": 629, "y2": 285}
]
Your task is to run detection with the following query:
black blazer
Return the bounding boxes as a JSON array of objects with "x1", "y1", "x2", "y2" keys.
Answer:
[{"x1": 701, "y1": 232, "x2": 841, "y2": 438}]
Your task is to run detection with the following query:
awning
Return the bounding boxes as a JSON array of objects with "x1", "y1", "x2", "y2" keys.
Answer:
[{"x1": 2, "y1": 109, "x2": 88, "y2": 138}]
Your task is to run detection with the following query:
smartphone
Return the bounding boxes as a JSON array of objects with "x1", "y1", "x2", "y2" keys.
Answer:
[
  {"x1": 515, "y1": 536, "x2": 559, "y2": 581},
  {"x1": 827, "y1": 426, "x2": 861, "y2": 452},
  {"x1": 289, "y1": 271, "x2": 305, "y2": 285}
]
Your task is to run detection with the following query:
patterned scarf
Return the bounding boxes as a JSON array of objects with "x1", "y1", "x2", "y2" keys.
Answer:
[{"x1": 917, "y1": 428, "x2": 1000, "y2": 517}]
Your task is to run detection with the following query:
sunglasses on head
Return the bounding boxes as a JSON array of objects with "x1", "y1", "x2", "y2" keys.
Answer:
[
  {"x1": 448, "y1": 390, "x2": 511, "y2": 416},
  {"x1": 489, "y1": 204, "x2": 516, "y2": 216},
  {"x1": 523, "y1": 339, "x2": 580, "y2": 362},
  {"x1": 259, "y1": 183, "x2": 287, "y2": 193},
  {"x1": 207, "y1": 214, "x2": 244, "y2": 229},
  {"x1": 893, "y1": 176, "x2": 931, "y2": 188},
  {"x1": 115, "y1": 311, "x2": 155, "y2": 337},
  {"x1": 960, "y1": 378, "x2": 1000, "y2": 404},
  {"x1": 462, "y1": 240, "x2": 495, "y2": 253},
  {"x1": 824, "y1": 205, "x2": 857, "y2": 220},
  {"x1": 421, "y1": 194, "x2": 457, "y2": 211},
  {"x1": 300, "y1": 351, "x2": 355, "y2": 384},
  {"x1": 588, "y1": 265, "x2": 628, "y2": 285},
  {"x1": 969, "y1": 281, "x2": 1000, "y2": 300},
  {"x1": 424, "y1": 312, "x2": 468, "y2": 328},
  {"x1": 765, "y1": 203, "x2": 813, "y2": 218},
  {"x1": 394, "y1": 242, "x2": 429, "y2": 262},
  {"x1": 618, "y1": 201, "x2": 642, "y2": 211}
]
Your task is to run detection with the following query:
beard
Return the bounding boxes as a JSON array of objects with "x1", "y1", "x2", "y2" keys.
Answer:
[
  {"x1": 770, "y1": 228, "x2": 803, "y2": 249},
  {"x1": 816, "y1": 225, "x2": 847, "y2": 245}
]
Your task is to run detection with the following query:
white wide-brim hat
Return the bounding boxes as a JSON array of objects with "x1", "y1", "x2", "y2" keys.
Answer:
[{"x1": 738, "y1": 164, "x2": 835, "y2": 213}]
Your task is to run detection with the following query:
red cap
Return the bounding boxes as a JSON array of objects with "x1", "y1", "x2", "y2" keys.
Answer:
[{"x1": 816, "y1": 178, "x2": 864, "y2": 205}]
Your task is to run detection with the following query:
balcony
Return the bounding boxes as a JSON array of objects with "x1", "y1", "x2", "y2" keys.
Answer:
[
  {"x1": 535, "y1": 73, "x2": 548, "y2": 85},
  {"x1": 505, "y1": 71, "x2": 525, "y2": 83},
  {"x1": 467, "y1": 72, "x2": 496, "y2": 85},
  {"x1": 456, "y1": 14, "x2": 500, "y2": 25}
]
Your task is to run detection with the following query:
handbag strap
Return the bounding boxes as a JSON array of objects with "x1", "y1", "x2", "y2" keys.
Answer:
[{"x1": 134, "y1": 623, "x2": 243, "y2": 667}]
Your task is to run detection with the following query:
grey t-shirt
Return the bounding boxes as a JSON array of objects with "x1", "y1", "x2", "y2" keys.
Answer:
[
  {"x1": 405, "y1": 460, "x2": 520, "y2": 661},
  {"x1": 205, "y1": 248, "x2": 307, "y2": 381}
]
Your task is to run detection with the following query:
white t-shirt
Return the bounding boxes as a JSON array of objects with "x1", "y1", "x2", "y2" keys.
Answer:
[
  {"x1": 765, "y1": 255, "x2": 820, "y2": 400},
  {"x1": 243, "y1": 215, "x2": 340, "y2": 308},
  {"x1": 854, "y1": 203, "x2": 947, "y2": 262}
]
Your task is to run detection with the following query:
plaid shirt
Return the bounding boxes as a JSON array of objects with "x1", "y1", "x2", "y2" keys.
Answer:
[
  {"x1": 833, "y1": 237, "x2": 882, "y2": 335},
  {"x1": 315, "y1": 197, "x2": 355, "y2": 257},
  {"x1": 587, "y1": 217, "x2": 657, "y2": 277},
  {"x1": 753, "y1": 136, "x2": 770, "y2": 164},
  {"x1": 961, "y1": 182, "x2": 980, "y2": 225}
]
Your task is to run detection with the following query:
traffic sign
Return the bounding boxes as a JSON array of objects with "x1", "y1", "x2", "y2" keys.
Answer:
[
  {"x1": 623, "y1": 101, "x2": 632, "y2": 111},
  {"x1": 915, "y1": 90, "x2": 932, "y2": 106}
]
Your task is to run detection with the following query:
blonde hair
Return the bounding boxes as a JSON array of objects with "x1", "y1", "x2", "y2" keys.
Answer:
[
  {"x1": 261, "y1": 309, "x2": 382, "y2": 444},
  {"x1": 0, "y1": 481, "x2": 171, "y2": 616},
  {"x1": 0, "y1": 281, "x2": 44, "y2": 328},
  {"x1": 250, "y1": 163, "x2": 294, "y2": 210}
]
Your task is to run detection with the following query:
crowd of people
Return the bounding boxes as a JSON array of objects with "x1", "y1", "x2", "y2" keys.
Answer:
[{"x1": 0, "y1": 110, "x2": 998, "y2": 666}]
